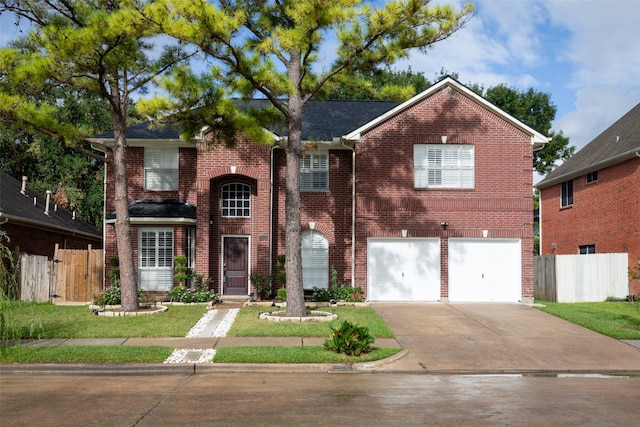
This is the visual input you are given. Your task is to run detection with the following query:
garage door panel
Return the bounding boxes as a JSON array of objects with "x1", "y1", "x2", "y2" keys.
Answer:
[
  {"x1": 368, "y1": 239, "x2": 440, "y2": 301},
  {"x1": 449, "y1": 238, "x2": 521, "y2": 302}
]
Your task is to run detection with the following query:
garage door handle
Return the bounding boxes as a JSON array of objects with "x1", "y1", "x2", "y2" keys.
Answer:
[
  {"x1": 402, "y1": 272, "x2": 404, "y2": 278},
  {"x1": 482, "y1": 273, "x2": 484, "y2": 279}
]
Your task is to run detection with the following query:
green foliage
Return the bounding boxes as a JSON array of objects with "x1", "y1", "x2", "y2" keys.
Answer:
[
  {"x1": 313, "y1": 287, "x2": 330, "y2": 302},
  {"x1": 250, "y1": 273, "x2": 272, "y2": 300},
  {"x1": 276, "y1": 288, "x2": 287, "y2": 301},
  {"x1": 166, "y1": 285, "x2": 218, "y2": 303},
  {"x1": 0, "y1": 346, "x2": 174, "y2": 364},
  {"x1": 3, "y1": 301, "x2": 206, "y2": 338},
  {"x1": 327, "y1": 267, "x2": 365, "y2": 302},
  {"x1": 107, "y1": 256, "x2": 120, "y2": 288},
  {"x1": 93, "y1": 285, "x2": 122, "y2": 306},
  {"x1": 213, "y1": 346, "x2": 400, "y2": 364},
  {"x1": 324, "y1": 321, "x2": 375, "y2": 356},
  {"x1": 535, "y1": 302, "x2": 640, "y2": 340},
  {"x1": 173, "y1": 255, "x2": 190, "y2": 285},
  {"x1": 0, "y1": 231, "x2": 18, "y2": 300},
  {"x1": 229, "y1": 307, "x2": 394, "y2": 338}
]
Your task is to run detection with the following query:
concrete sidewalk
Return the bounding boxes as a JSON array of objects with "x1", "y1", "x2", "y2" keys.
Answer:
[{"x1": 4, "y1": 303, "x2": 640, "y2": 374}]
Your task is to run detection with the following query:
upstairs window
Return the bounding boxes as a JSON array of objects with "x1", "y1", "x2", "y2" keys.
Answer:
[
  {"x1": 144, "y1": 148, "x2": 178, "y2": 191},
  {"x1": 300, "y1": 152, "x2": 328, "y2": 191},
  {"x1": 561, "y1": 180, "x2": 573, "y2": 207},
  {"x1": 414, "y1": 145, "x2": 474, "y2": 189},
  {"x1": 586, "y1": 171, "x2": 598, "y2": 183},
  {"x1": 222, "y1": 183, "x2": 251, "y2": 217}
]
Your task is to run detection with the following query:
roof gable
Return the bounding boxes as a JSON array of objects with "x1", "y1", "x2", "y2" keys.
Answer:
[
  {"x1": 0, "y1": 172, "x2": 101, "y2": 238},
  {"x1": 342, "y1": 76, "x2": 549, "y2": 149},
  {"x1": 537, "y1": 102, "x2": 640, "y2": 188}
]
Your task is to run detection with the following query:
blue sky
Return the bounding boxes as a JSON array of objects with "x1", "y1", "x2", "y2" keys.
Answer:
[{"x1": 1, "y1": 0, "x2": 639, "y2": 155}]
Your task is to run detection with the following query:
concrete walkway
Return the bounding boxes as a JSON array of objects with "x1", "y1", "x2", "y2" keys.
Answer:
[{"x1": 5, "y1": 303, "x2": 640, "y2": 373}]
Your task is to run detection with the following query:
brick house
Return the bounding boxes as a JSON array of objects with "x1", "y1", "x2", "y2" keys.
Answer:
[
  {"x1": 536, "y1": 103, "x2": 640, "y2": 295},
  {"x1": 0, "y1": 171, "x2": 102, "y2": 257},
  {"x1": 96, "y1": 77, "x2": 548, "y2": 302}
]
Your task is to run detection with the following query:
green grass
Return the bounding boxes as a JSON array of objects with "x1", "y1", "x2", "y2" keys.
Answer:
[
  {"x1": 227, "y1": 307, "x2": 394, "y2": 338},
  {"x1": 535, "y1": 301, "x2": 640, "y2": 340},
  {"x1": 1, "y1": 303, "x2": 400, "y2": 364},
  {"x1": 213, "y1": 346, "x2": 401, "y2": 364},
  {"x1": 1, "y1": 301, "x2": 207, "y2": 339},
  {"x1": 0, "y1": 346, "x2": 174, "y2": 363}
]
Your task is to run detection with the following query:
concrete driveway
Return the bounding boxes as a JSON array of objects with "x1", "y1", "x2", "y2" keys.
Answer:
[{"x1": 371, "y1": 303, "x2": 640, "y2": 374}]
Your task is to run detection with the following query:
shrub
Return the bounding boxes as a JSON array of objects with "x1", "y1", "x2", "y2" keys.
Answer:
[
  {"x1": 275, "y1": 287, "x2": 286, "y2": 301},
  {"x1": 173, "y1": 255, "x2": 190, "y2": 286},
  {"x1": 313, "y1": 287, "x2": 330, "y2": 302},
  {"x1": 107, "y1": 256, "x2": 120, "y2": 287},
  {"x1": 93, "y1": 285, "x2": 122, "y2": 306},
  {"x1": 327, "y1": 267, "x2": 364, "y2": 302},
  {"x1": 167, "y1": 285, "x2": 218, "y2": 303},
  {"x1": 250, "y1": 273, "x2": 272, "y2": 300},
  {"x1": 324, "y1": 320, "x2": 375, "y2": 356}
]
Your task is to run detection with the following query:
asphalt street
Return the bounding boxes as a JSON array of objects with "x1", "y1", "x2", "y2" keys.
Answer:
[{"x1": 1, "y1": 371, "x2": 639, "y2": 426}]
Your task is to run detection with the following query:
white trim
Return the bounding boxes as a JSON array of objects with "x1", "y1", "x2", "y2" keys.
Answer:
[
  {"x1": 105, "y1": 217, "x2": 196, "y2": 225},
  {"x1": 342, "y1": 77, "x2": 549, "y2": 149},
  {"x1": 221, "y1": 234, "x2": 251, "y2": 296}
]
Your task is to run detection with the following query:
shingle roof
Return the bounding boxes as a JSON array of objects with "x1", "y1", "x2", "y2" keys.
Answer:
[
  {"x1": 96, "y1": 99, "x2": 399, "y2": 142},
  {"x1": 0, "y1": 171, "x2": 102, "y2": 239},
  {"x1": 105, "y1": 199, "x2": 196, "y2": 220},
  {"x1": 537, "y1": 103, "x2": 640, "y2": 188}
]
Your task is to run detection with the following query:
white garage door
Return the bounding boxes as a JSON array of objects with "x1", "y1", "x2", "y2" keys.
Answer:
[
  {"x1": 367, "y1": 238, "x2": 440, "y2": 301},
  {"x1": 448, "y1": 238, "x2": 521, "y2": 302}
]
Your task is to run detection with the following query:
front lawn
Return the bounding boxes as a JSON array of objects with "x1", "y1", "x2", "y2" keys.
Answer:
[
  {"x1": 227, "y1": 306, "x2": 394, "y2": 338},
  {"x1": 535, "y1": 301, "x2": 640, "y2": 340},
  {"x1": 213, "y1": 346, "x2": 400, "y2": 364},
  {"x1": 1, "y1": 301, "x2": 207, "y2": 340},
  {"x1": 0, "y1": 346, "x2": 174, "y2": 363}
]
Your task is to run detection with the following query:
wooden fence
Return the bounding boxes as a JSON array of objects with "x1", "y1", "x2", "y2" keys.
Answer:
[
  {"x1": 534, "y1": 253, "x2": 629, "y2": 302},
  {"x1": 19, "y1": 254, "x2": 52, "y2": 302},
  {"x1": 19, "y1": 244, "x2": 104, "y2": 303}
]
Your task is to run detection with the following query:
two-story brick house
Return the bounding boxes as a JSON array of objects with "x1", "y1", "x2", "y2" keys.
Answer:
[
  {"x1": 97, "y1": 77, "x2": 548, "y2": 303},
  {"x1": 536, "y1": 103, "x2": 640, "y2": 295}
]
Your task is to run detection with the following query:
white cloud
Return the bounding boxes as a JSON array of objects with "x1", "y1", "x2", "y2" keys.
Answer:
[{"x1": 554, "y1": 85, "x2": 639, "y2": 149}]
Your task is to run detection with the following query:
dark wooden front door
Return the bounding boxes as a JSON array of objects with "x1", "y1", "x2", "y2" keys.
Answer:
[{"x1": 223, "y1": 237, "x2": 249, "y2": 295}]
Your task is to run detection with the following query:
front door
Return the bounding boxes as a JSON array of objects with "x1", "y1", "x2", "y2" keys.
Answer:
[{"x1": 223, "y1": 236, "x2": 249, "y2": 295}]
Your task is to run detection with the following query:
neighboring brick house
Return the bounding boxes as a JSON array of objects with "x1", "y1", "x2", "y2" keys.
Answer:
[
  {"x1": 0, "y1": 171, "x2": 102, "y2": 257},
  {"x1": 96, "y1": 77, "x2": 548, "y2": 302},
  {"x1": 536, "y1": 103, "x2": 640, "y2": 295}
]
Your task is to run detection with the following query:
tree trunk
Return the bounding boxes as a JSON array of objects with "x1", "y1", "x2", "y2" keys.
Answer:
[
  {"x1": 284, "y1": 93, "x2": 306, "y2": 317},
  {"x1": 112, "y1": 111, "x2": 138, "y2": 312}
]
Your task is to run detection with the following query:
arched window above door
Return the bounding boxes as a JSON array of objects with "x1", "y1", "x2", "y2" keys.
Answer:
[{"x1": 222, "y1": 183, "x2": 251, "y2": 217}]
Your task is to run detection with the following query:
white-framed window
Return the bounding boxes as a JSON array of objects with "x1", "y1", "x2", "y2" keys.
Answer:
[
  {"x1": 561, "y1": 180, "x2": 573, "y2": 207},
  {"x1": 300, "y1": 152, "x2": 328, "y2": 191},
  {"x1": 414, "y1": 144, "x2": 474, "y2": 189},
  {"x1": 139, "y1": 228, "x2": 174, "y2": 291},
  {"x1": 186, "y1": 227, "x2": 195, "y2": 287},
  {"x1": 144, "y1": 148, "x2": 179, "y2": 191},
  {"x1": 222, "y1": 183, "x2": 251, "y2": 217},
  {"x1": 301, "y1": 230, "x2": 329, "y2": 289}
]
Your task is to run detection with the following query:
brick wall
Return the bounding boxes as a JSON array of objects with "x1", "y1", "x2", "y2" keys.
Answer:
[
  {"x1": 354, "y1": 86, "x2": 535, "y2": 300},
  {"x1": 540, "y1": 158, "x2": 640, "y2": 295},
  {"x1": 272, "y1": 148, "x2": 354, "y2": 286},
  {"x1": 2, "y1": 223, "x2": 102, "y2": 258}
]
